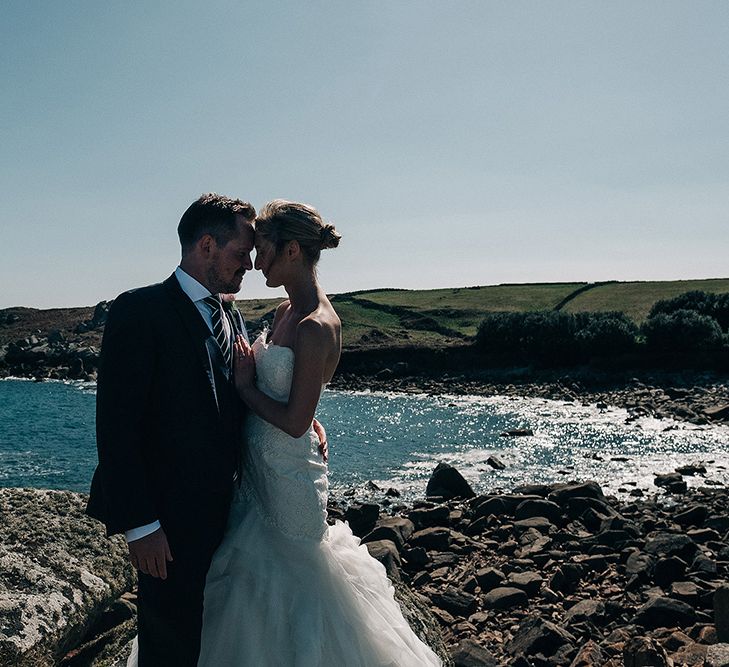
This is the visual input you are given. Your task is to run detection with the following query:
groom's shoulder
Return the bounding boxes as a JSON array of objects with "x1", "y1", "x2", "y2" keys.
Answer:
[{"x1": 109, "y1": 278, "x2": 170, "y2": 314}]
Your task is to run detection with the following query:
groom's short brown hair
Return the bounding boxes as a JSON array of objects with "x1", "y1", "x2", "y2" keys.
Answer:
[{"x1": 178, "y1": 193, "x2": 255, "y2": 252}]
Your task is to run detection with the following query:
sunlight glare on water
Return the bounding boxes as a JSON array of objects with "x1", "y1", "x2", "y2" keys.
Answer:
[{"x1": 1, "y1": 380, "x2": 728, "y2": 500}]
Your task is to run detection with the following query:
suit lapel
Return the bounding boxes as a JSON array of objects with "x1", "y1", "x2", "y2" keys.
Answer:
[{"x1": 163, "y1": 274, "x2": 222, "y2": 412}]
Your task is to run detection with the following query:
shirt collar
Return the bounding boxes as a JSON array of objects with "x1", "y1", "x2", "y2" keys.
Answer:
[{"x1": 174, "y1": 266, "x2": 213, "y2": 303}]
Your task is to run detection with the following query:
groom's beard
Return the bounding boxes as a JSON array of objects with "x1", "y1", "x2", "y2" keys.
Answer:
[{"x1": 207, "y1": 266, "x2": 245, "y2": 295}]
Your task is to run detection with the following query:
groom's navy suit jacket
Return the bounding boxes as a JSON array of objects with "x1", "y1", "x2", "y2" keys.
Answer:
[{"x1": 87, "y1": 274, "x2": 244, "y2": 551}]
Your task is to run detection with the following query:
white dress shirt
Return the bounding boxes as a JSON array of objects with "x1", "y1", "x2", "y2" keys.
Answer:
[{"x1": 125, "y1": 267, "x2": 241, "y2": 543}]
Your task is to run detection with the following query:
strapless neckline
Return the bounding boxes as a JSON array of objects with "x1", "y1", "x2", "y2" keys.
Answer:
[{"x1": 254, "y1": 331, "x2": 294, "y2": 356}]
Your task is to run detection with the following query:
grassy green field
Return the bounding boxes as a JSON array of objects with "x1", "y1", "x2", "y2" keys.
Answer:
[
  {"x1": 231, "y1": 278, "x2": 729, "y2": 350},
  {"x1": 561, "y1": 279, "x2": 729, "y2": 323}
]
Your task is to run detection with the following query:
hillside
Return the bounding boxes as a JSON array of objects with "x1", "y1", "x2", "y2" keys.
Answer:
[{"x1": 2, "y1": 279, "x2": 729, "y2": 356}]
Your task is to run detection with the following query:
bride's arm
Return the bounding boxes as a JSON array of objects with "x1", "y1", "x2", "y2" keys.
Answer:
[{"x1": 234, "y1": 319, "x2": 330, "y2": 438}]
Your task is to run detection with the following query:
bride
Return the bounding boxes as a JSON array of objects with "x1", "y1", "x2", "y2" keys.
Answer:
[{"x1": 196, "y1": 200, "x2": 442, "y2": 666}]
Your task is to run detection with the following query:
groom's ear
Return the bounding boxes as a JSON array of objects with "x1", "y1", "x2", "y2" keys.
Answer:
[{"x1": 199, "y1": 234, "x2": 214, "y2": 254}]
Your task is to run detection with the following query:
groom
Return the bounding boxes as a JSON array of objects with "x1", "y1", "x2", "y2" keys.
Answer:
[{"x1": 87, "y1": 193, "x2": 257, "y2": 666}]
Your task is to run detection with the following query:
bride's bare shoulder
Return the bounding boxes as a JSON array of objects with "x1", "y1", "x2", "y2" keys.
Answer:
[{"x1": 296, "y1": 303, "x2": 340, "y2": 343}]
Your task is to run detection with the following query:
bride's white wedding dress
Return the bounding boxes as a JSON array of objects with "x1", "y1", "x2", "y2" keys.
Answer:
[{"x1": 196, "y1": 333, "x2": 442, "y2": 666}]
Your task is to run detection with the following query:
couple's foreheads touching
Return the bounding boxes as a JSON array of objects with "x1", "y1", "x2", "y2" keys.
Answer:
[{"x1": 176, "y1": 193, "x2": 341, "y2": 296}]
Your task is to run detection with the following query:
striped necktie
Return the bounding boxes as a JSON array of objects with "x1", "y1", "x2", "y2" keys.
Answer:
[{"x1": 203, "y1": 295, "x2": 232, "y2": 367}]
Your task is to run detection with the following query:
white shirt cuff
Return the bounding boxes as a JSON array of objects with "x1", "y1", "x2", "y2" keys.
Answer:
[{"x1": 125, "y1": 520, "x2": 161, "y2": 543}]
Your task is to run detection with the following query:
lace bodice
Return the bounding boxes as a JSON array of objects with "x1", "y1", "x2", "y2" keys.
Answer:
[
  {"x1": 234, "y1": 332, "x2": 328, "y2": 541},
  {"x1": 251, "y1": 333, "x2": 296, "y2": 402}
]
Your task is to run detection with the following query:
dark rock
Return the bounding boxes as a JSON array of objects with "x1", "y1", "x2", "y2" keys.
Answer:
[
  {"x1": 450, "y1": 638, "x2": 498, "y2": 667},
  {"x1": 563, "y1": 496, "x2": 619, "y2": 523},
  {"x1": 470, "y1": 496, "x2": 507, "y2": 520},
  {"x1": 512, "y1": 484, "x2": 553, "y2": 497},
  {"x1": 674, "y1": 504, "x2": 709, "y2": 527},
  {"x1": 715, "y1": 585, "x2": 729, "y2": 642},
  {"x1": 577, "y1": 554, "x2": 609, "y2": 573},
  {"x1": 625, "y1": 552, "x2": 654, "y2": 579},
  {"x1": 691, "y1": 553, "x2": 717, "y2": 575},
  {"x1": 362, "y1": 517, "x2": 415, "y2": 551},
  {"x1": 654, "y1": 472, "x2": 687, "y2": 494},
  {"x1": 431, "y1": 585, "x2": 478, "y2": 617},
  {"x1": 549, "y1": 564, "x2": 583, "y2": 595},
  {"x1": 475, "y1": 567, "x2": 505, "y2": 592},
  {"x1": 463, "y1": 516, "x2": 488, "y2": 536},
  {"x1": 506, "y1": 617, "x2": 576, "y2": 658},
  {"x1": 513, "y1": 517, "x2": 553, "y2": 534},
  {"x1": 514, "y1": 499, "x2": 563, "y2": 524},
  {"x1": 653, "y1": 556, "x2": 687, "y2": 588},
  {"x1": 500, "y1": 428, "x2": 534, "y2": 437},
  {"x1": 426, "y1": 462, "x2": 475, "y2": 500},
  {"x1": 362, "y1": 526, "x2": 406, "y2": 550},
  {"x1": 345, "y1": 502, "x2": 380, "y2": 537},
  {"x1": 483, "y1": 586, "x2": 528, "y2": 610},
  {"x1": 47, "y1": 330, "x2": 65, "y2": 344},
  {"x1": 408, "y1": 505, "x2": 450, "y2": 529},
  {"x1": 704, "y1": 404, "x2": 729, "y2": 420},
  {"x1": 568, "y1": 639, "x2": 605, "y2": 666},
  {"x1": 485, "y1": 455, "x2": 506, "y2": 470},
  {"x1": 507, "y1": 572, "x2": 544, "y2": 597},
  {"x1": 402, "y1": 546, "x2": 428, "y2": 569},
  {"x1": 364, "y1": 539, "x2": 401, "y2": 580},
  {"x1": 670, "y1": 580, "x2": 699, "y2": 604},
  {"x1": 688, "y1": 527, "x2": 721, "y2": 543},
  {"x1": 623, "y1": 636, "x2": 670, "y2": 667},
  {"x1": 632, "y1": 596, "x2": 696, "y2": 629},
  {"x1": 675, "y1": 463, "x2": 707, "y2": 476},
  {"x1": 409, "y1": 527, "x2": 451, "y2": 551},
  {"x1": 564, "y1": 599, "x2": 606, "y2": 624},
  {"x1": 548, "y1": 481, "x2": 606, "y2": 505},
  {"x1": 517, "y1": 529, "x2": 552, "y2": 557},
  {"x1": 644, "y1": 532, "x2": 698, "y2": 562}
]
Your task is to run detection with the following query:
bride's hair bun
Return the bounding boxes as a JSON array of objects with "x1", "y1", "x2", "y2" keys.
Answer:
[
  {"x1": 256, "y1": 199, "x2": 341, "y2": 264},
  {"x1": 320, "y1": 223, "x2": 341, "y2": 250}
]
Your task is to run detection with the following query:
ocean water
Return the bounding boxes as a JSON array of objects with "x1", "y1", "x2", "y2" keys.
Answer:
[{"x1": 1, "y1": 378, "x2": 728, "y2": 500}]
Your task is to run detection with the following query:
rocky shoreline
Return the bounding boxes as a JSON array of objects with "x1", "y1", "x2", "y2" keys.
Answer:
[
  {"x1": 331, "y1": 369, "x2": 729, "y2": 427},
  {"x1": 3, "y1": 465, "x2": 729, "y2": 666},
  {"x1": 341, "y1": 464, "x2": 729, "y2": 666}
]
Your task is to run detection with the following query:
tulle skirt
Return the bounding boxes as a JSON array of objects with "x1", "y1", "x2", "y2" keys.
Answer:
[{"x1": 196, "y1": 497, "x2": 442, "y2": 666}]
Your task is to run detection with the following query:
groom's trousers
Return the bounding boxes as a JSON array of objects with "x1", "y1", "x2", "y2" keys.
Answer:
[{"x1": 136, "y1": 493, "x2": 230, "y2": 667}]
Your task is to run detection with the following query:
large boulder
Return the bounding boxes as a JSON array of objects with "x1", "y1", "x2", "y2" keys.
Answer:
[
  {"x1": 426, "y1": 463, "x2": 475, "y2": 500},
  {"x1": 0, "y1": 488, "x2": 135, "y2": 667}
]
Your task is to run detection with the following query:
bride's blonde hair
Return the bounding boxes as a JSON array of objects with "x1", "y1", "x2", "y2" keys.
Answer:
[{"x1": 255, "y1": 200, "x2": 341, "y2": 264}]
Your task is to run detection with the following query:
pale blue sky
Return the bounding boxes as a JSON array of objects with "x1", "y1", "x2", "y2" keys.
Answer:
[{"x1": 1, "y1": 1, "x2": 727, "y2": 308}]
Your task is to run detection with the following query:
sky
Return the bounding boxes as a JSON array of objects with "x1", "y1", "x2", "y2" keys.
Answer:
[{"x1": 1, "y1": 1, "x2": 728, "y2": 309}]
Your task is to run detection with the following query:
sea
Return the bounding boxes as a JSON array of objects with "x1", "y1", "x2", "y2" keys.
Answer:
[{"x1": 1, "y1": 378, "x2": 728, "y2": 502}]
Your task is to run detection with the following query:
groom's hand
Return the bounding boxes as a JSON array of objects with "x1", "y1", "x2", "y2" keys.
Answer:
[{"x1": 128, "y1": 527, "x2": 174, "y2": 580}]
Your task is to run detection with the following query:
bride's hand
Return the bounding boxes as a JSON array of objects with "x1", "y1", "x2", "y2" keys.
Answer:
[{"x1": 233, "y1": 335, "x2": 256, "y2": 395}]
